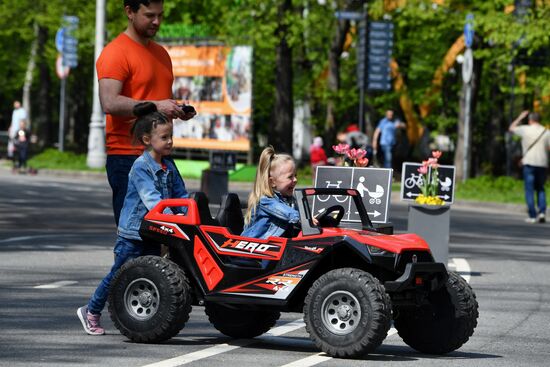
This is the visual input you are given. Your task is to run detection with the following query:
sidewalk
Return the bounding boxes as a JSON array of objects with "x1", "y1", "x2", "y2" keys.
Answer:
[{"x1": 0, "y1": 164, "x2": 527, "y2": 215}]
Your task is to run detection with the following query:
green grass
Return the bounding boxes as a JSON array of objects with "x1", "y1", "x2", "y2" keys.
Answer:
[
  {"x1": 24, "y1": 149, "x2": 545, "y2": 205},
  {"x1": 27, "y1": 148, "x2": 104, "y2": 171},
  {"x1": 454, "y1": 175, "x2": 548, "y2": 205},
  {"x1": 173, "y1": 160, "x2": 252, "y2": 181}
]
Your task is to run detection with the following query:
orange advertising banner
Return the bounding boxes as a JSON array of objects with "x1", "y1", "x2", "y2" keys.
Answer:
[{"x1": 163, "y1": 45, "x2": 253, "y2": 151}]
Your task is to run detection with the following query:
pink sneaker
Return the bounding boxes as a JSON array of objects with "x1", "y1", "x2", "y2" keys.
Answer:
[{"x1": 77, "y1": 306, "x2": 105, "y2": 335}]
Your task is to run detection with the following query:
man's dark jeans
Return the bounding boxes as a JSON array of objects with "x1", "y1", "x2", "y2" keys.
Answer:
[
  {"x1": 106, "y1": 155, "x2": 139, "y2": 226},
  {"x1": 523, "y1": 164, "x2": 547, "y2": 219}
]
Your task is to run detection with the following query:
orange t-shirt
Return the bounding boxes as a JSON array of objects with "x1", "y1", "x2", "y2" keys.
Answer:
[{"x1": 96, "y1": 33, "x2": 174, "y2": 155}]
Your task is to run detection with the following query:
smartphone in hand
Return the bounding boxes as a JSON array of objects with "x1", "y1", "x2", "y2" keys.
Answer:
[{"x1": 179, "y1": 104, "x2": 196, "y2": 114}]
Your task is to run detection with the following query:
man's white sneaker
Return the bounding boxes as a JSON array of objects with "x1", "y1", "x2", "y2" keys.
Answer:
[
  {"x1": 524, "y1": 217, "x2": 537, "y2": 224},
  {"x1": 538, "y1": 213, "x2": 546, "y2": 223}
]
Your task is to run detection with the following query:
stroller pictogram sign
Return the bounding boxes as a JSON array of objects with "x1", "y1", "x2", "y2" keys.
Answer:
[{"x1": 314, "y1": 166, "x2": 393, "y2": 223}]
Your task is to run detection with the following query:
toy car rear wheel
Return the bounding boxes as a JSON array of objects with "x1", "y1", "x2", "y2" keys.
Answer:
[
  {"x1": 304, "y1": 268, "x2": 391, "y2": 358},
  {"x1": 108, "y1": 255, "x2": 192, "y2": 343},
  {"x1": 393, "y1": 271, "x2": 479, "y2": 354},
  {"x1": 205, "y1": 303, "x2": 280, "y2": 338}
]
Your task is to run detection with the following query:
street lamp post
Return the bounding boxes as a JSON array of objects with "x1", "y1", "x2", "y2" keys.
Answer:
[{"x1": 86, "y1": 0, "x2": 106, "y2": 168}]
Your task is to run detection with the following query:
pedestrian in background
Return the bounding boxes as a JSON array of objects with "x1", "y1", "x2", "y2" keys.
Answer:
[
  {"x1": 509, "y1": 110, "x2": 550, "y2": 223},
  {"x1": 13, "y1": 120, "x2": 31, "y2": 173},
  {"x1": 345, "y1": 124, "x2": 372, "y2": 164},
  {"x1": 97, "y1": 0, "x2": 195, "y2": 226},
  {"x1": 78, "y1": 102, "x2": 189, "y2": 336},
  {"x1": 310, "y1": 136, "x2": 327, "y2": 181},
  {"x1": 7, "y1": 100, "x2": 27, "y2": 164},
  {"x1": 372, "y1": 110, "x2": 405, "y2": 169}
]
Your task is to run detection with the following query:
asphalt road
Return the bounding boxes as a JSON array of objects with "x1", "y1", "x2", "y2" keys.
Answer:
[{"x1": 0, "y1": 168, "x2": 549, "y2": 366}]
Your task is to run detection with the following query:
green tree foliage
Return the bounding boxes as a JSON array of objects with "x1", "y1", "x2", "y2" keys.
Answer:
[{"x1": 1, "y1": 0, "x2": 548, "y2": 175}]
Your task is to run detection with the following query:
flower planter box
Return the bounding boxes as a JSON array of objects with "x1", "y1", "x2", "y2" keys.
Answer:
[{"x1": 407, "y1": 204, "x2": 450, "y2": 267}]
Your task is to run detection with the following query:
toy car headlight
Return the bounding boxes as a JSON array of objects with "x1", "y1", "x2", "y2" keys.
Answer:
[{"x1": 367, "y1": 245, "x2": 393, "y2": 256}]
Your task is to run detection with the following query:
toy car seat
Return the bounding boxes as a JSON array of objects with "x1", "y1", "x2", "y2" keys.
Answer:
[
  {"x1": 191, "y1": 192, "x2": 219, "y2": 226},
  {"x1": 215, "y1": 193, "x2": 244, "y2": 234}
]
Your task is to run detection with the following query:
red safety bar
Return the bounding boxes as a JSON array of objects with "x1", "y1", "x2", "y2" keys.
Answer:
[{"x1": 144, "y1": 198, "x2": 201, "y2": 225}]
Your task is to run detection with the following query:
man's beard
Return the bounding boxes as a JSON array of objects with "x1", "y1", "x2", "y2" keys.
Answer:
[{"x1": 135, "y1": 22, "x2": 158, "y2": 39}]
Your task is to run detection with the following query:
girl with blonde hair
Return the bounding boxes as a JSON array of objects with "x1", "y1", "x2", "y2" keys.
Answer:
[{"x1": 241, "y1": 146, "x2": 300, "y2": 239}]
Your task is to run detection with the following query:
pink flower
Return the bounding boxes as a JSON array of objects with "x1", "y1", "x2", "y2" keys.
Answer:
[
  {"x1": 355, "y1": 157, "x2": 369, "y2": 167},
  {"x1": 332, "y1": 143, "x2": 350, "y2": 155},
  {"x1": 346, "y1": 148, "x2": 367, "y2": 160},
  {"x1": 418, "y1": 165, "x2": 428, "y2": 174},
  {"x1": 432, "y1": 150, "x2": 442, "y2": 159},
  {"x1": 427, "y1": 157, "x2": 439, "y2": 168}
]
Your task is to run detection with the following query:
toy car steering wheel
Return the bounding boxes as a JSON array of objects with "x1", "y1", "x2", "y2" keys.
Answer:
[{"x1": 316, "y1": 205, "x2": 345, "y2": 227}]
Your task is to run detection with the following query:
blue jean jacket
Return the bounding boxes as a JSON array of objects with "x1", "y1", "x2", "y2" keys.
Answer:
[
  {"x1": 118, "y1": 151, "x2": 188, "y2": 240},
  {"x1": 241, "y1": 192, "x2": 300, "y2": 239}
]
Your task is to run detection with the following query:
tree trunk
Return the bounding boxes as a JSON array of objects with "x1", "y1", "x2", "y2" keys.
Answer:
[
  {"x1": 35, "y1": 25, "x2": 53, "y2": 146},
  {"x1": 487, "y1": 68, "x2": 506, "y2": 176},
  {"x1": 325, "y1": 18, "x2": 350, "y2": 137},
  {"x1": 22, "y1": 22, "x2": 39, "y2": 130},
  {"x1": 272, "y1": 0, "x2": 293, "y2": 154}
]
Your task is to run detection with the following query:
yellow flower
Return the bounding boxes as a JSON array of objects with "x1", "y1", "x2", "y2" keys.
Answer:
[{"x1": 415, "y1": 194, "x2": 445, "y2": 206}]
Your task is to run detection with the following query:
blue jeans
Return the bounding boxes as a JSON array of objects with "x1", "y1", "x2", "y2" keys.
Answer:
[
  {"x1": 523, "y1": 165, "x2": 547, "y2": 219},
  {"x1": 87, "y1": 236, "x2": 159, "y2": 315},
  {"x1": 380, "y1": 145, "x2": 393, "y2": 169},
  {"x1": 106, "y1": 155, "x2": 139, "y2": 226}
]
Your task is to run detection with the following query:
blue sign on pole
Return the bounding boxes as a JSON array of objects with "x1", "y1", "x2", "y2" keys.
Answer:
[
  {"x1": 334, "y1": 11, "x2": 365, "y2": 21},
  {"x1": 61, "y1": 15, "x2": 79, "y2": 68},
  {"x1": 367, "y1": 21, "x2": 393, "y2": 91},
  {"x1": 55, "y1": 28, "x2": 65, "y2": 53},
  {"x1": 464, "y1": 13, "x2": 474, "y2": 48}
]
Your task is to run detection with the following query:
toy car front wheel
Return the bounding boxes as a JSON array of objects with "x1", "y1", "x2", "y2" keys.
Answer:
[
  {"x1": 304, "y1": 268, "x2": 391, "y2": 358},
  {"x1": 205, "y1": 303, "x2": 280, "y2": 338},
  {"x1": 393, "y1": 271, "x2": 479, "y2": 354},
  {"x1": 108, "y1": 255, "x2": 192, "y2": 343}
]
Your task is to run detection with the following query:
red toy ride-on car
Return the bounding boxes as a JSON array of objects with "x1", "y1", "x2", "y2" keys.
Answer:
[{"x1": 108, "y1": 188, "x2": 478, "y2": 358}]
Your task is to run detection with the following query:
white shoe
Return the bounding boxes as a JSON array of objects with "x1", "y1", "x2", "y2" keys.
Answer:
[
  {"x1": 538, "y1": 213, "x2": 546, "y2": 223},
  {"x1": 524, "y1": 217, "x2": 537, "y2": 224}
]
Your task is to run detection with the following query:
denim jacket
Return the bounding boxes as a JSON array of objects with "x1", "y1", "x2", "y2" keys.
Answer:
[
  {"x1": 118, "y1": 151, "x2": 188, "y2": 240},
  {"x1": 241, "y1": 192, "x2": 300, "y2": 239}
]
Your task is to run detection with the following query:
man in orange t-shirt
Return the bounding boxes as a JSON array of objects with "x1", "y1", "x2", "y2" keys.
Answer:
[{"x1": 97, "y1": 0, "x2": 195, "y2": 225}]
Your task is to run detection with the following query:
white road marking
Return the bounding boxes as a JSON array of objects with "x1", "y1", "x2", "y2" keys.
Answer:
[
  {"x1": 0, "y1": 234, "x2": 77, "y2": 244},
  {"x1": 24, "y1": 190, "x2": 41, "y2": 195},
  {"x1": 34, "y1": 280, "x2": 78, "y2": 289},
  {"x1": 141, "y1": 340, "x2": 251, "y2": 367},
  {"x1": 264, "y1": 319, "x2": 305, "y2": 336},
  {"x1": 279, "y1": 354, "x2": 332, "y2": 367},
  {"x1": 452, "y1": 257, "x2": 471, "y2": 283},
  {"x1": 141, "y1": 319, "x2": 306, "y2": 367}
]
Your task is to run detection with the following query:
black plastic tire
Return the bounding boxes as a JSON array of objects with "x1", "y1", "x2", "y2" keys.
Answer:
[
  {"x1": 108, "y1": 255, "x2": 192, "y2": 343},
  {"x1": 394, "y1": 271, "x2": 479, "y2": 354},
  {"x1": 303, "y1": 268, "x2": 392, "y2": 358},
  {"x1": 205, "y1": 303, "x2": 280, "y2": 338}
]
